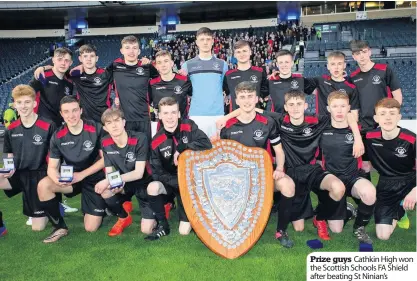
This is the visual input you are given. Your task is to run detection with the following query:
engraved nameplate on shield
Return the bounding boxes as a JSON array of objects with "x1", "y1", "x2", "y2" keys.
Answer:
[{"x1": 178, "y1": 139, "x2": 274, "y2": 259}]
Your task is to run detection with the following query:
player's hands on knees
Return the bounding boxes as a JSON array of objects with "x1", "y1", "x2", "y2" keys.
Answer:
[
  {"x1": 173, "y1": 151, "x2": 180, "y2": 166},
  {"x1": 1, "y1": 169, "x2": 15, "y2": 179},
  {"x1": 95, "y1": 179, "x2": 109, "y2": 194},
  {"x1": 34, "y1": 67, "x2": 45, "y2": 80},
  {"x1": 52, "y1": 175, "x2": 67, "y2": 187},
  {"x1": 403, "y1": 188, "x2": 416, "y2": 211},
  {"x1": 352, "y1": 139, "x2": 365, "y2": 158},
  {"x1": 114, "y1": 97, "x2": 120, "y2": 107},
  {"x1": 273, "y1": 169, "x2": 285, "y2": 180},
  {"x1": 71, "y1": 172, "x2": 86, "y2": 185},
  {"x1": 111, "y1": 182, "x2": 125, "y2": 194}
]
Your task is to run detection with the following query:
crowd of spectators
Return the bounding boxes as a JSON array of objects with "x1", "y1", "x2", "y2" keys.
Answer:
[{"x1": 139, "y1": 21, "x2": 315, "y2": 74}]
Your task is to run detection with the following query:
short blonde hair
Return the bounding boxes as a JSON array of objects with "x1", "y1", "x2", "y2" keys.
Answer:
[
  {"x1": 155, "y1": 50, "x2": 172, "y2": 60},
  {"x1": 12, "y1": 85, "x2": 36, "y2": 101},
  {"x1": 121, "y1": 35, "x2": 139, "y2": 47},
  {"x1": 101, "y1": 108, "x2": 125, "y2": 124},
  {"x1": 327, "y1": 90, "x2": 349, "y2": 105}
]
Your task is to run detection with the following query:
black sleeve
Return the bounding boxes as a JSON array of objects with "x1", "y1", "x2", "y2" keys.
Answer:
[
  {"x1": 49, "y1": 134, "x2": 62, "y2": 159},
  {"x1": 47, "y1": 122, "x2": 57, "y2": 145},
  {"x1": 106, "y1": 62, "x2": 114, "y2": 73},
  {"x1": 304, "y1": 77, "x2": 318, "y2": 95},
  {"x1": 350, "y1": 87, "x2": 360, "y2": 111},
  {"x1": 148, "y1": 82, "x2": 154, "y2": 106},
  {"x1": 223, "y1": 75, "x2": 230, "y2": 96},
  {"x1": 260, "y1": 69, "x2": 269, "y2": 98},
  {"x1": 268, "y1": 118, "x2": 281, "y2": 146},
  {"x1": 150, "y1": 148, "x2": 178, "y2": 187},
  {"x1": 185, "y1": 78, "x2": 193, "y2": 97},
  {"x1": 220, "y1": 127, "x2": 228, "y2": 139},
  {"x1": 262, "y1": 111, "x2": 282, "y2": 127},
  {"x1": 386, "y1": 65, "x2": 401, "y2": 92},
  {"x1": 3, "y1": 130, "x2": 12, "y2": 154},
  {"x1": 149, "y1": 64, "x2": 159, "y2": 79},
  {"x1": 103, "y1": 149, "x2": 112, "y2": 167},
  {"x1": 318, "y1": 114, "x2": 331, "y2": 125},
  {"x1": 135, "y1": 134, "x2": 149, "y2": 161},
  {"x1": 100, "y1": 68, "x2": 113, "y2": 84},
  {"x1": 176, "y1": 121, "x2": 212, "y2": 153},
  {"x1": 95, "y1": 123, "x2": 105, "y2": 148},
  {"x1": 28, "y1": 77, "x2": 42, "y2": 92}
]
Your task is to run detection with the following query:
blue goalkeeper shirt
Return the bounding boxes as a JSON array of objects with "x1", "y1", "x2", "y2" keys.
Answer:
[{"x1": 181, "y1": 55, "x2": 228, "y2": 116}]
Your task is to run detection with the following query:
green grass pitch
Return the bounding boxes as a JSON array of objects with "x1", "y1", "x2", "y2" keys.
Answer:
[{"x1": 0, "y1": 173, "x2": 415, "y2": 281}]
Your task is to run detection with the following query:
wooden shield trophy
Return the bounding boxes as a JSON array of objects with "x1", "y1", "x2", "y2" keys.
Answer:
[{"x1": 178, "y1": 139, "x2": 274, "y2": 259}]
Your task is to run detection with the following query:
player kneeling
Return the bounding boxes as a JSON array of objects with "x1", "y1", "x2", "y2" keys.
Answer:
[
  {"x1": 365, "y1": 98, "x2": 416, "y2": 240},
  {"x1": 146, "y1": 97, "x2": 212, "y2": 240},
  {"x1": 0, "y1": 85, "x2": 56, "y2": 232},
  {"x1": 95, "y1": 108, "x2": 152, "y2": 237},
  {"x1": 320, "y1": 91, "x2": 375, "y2": 243},
  {"x1": 37, "y1": 96, "x2": 106, "y2": 243}
]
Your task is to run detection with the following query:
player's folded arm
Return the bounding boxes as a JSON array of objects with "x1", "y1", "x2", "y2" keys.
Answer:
[{"x1": 150, "y1": 149, "x2": 178, "y2": 187}]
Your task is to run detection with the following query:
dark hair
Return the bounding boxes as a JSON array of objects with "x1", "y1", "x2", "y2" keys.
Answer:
[
  {"x1": 276, "y1": 49, "x2": 293, "y2": 58},
  {"x1": 349, "y1": 40, "x2": 369, "y2": 53},
  {"x1": 79, "y1": 44, "x2": 97, "y2": 55},
  {"x1": 54, "y1": 47, "x2": 73, "y2": 59},
  {"x1": 284, "y1": 89, "x2": 305, "y2": 103},
  {"x1": 235, "y1": 81, "x2": 257, "y2": 96},
  {"x1": 233, "y1": 40, "x2": 250, "y2": 51},
  {"x1": 158, "y1": 96, "x2": 178, "y2": 111},
  {"x1": 196, "y1": 27, "x2": 213, "y2": 38},
  {"x1": 60, "y1": 96, "x2": 80, "y2": 110}
]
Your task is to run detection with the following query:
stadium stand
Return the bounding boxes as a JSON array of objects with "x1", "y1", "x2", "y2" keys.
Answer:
[
  {"x1": 307, "y1": 17, "x2": 416, "y2": 51},
  {"x1": 0, "y1": 19, "x2": 415, "y2": 119}
]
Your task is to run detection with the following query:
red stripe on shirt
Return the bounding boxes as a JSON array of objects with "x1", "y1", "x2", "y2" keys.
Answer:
[
  {"x1": 35, "y1": 119, "x2": 51, "y2": 131},
  {"x1": 83, "y1": 124, "x2": 96, "y2": 133},
  {"x1": 128, "y1": 137, "x2": 138, "y2": 146},
  {"x1": 399, "y1": 132, "x2": 416, "y2": 144},
  {"x1": 151, "y1": 134, "x2": 167, "y2": 150}
]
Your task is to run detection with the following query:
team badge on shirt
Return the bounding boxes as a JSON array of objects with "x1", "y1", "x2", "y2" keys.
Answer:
[
  {"x1": 290, "y1": 80, "x2": 299, "y2": 89},
  {"x1": 64, "y1": 87, "x2": 70, "y2": 95},
  {"x1": 302, "y1": 127, "x2": 313, "y2": 136},
  {"x1": 253, "y1": 129, "x2": 264, "y2": 141},
  {"x1": 250, "y1": 75, "x2": 258, "y2": 83},
  {"x1": 126, "y1": 152, "x2": 136, "y2": 162},
  {"x1": 338, "y1": 88, "x2": 347, "y2": 94},
  {"x1": 372, "y1": 75, "x2": 381, "y2": 85},
  {"x1": 174, "y1": 86, "x2": 183, "y2": 95},
  {"x1": 345, "y1": 133, "x2": 354, "y2": 144},
  {"x1": 182, "y1": 136, "x2": 189, "y2": 143},
  {"x1": 83, "y1": 140, "x2": 94, "y2": 151},
  {"x1": 93, "y1": 77, "x2": 102, "y2": 86},
  {"x1": 136, "y1": 67, "x2": 144, "y2": 75},
  {"x1": 395, "y1": 147, "x2": 407, "y2": 157},
  {"x1": 33, "y1": 134, "x2": 43, "y2": 145},
  {"x1": 212, "y1": 62, "x2": 220, "y2": 71}
]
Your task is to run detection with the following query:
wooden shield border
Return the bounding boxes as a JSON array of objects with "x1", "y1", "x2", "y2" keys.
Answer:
[{"x1": 178, "y1": 139, "x2": 274, "y2": 259}]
